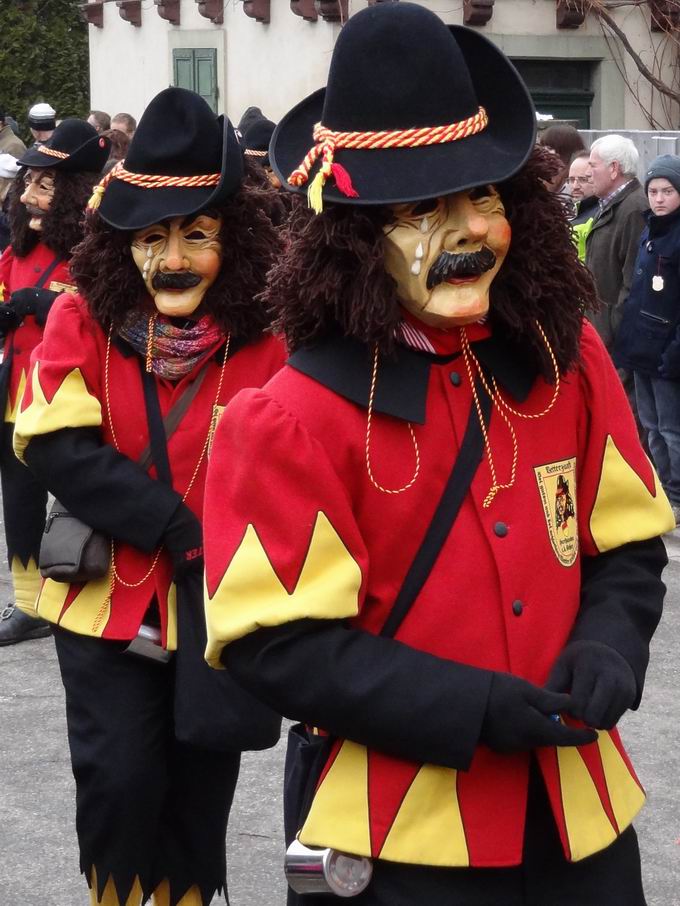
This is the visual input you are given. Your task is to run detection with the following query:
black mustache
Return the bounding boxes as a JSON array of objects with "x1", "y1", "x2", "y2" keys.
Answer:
[
  {"x1": 426, "y1": 247, "x2": 497, "y2": 290},
  {"x1": 24, "y1": 205, "x2": 43, "y2": 218},
  {"x1": 151, "y1": 271, "x2": 202, "y2": 290}
]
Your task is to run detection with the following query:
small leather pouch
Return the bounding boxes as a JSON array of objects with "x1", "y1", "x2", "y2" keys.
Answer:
[{"x1": 39, "y1": 499, "x2": 110, "y2": 583}]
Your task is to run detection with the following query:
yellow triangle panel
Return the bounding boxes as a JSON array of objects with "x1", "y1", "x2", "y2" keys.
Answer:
[
  {"x1": 205, "y1": 511, "x2": 362, "y2": 666},
  {"x1": 38, "y1": 572, "x2": 112, "y2": 638},
  {"x1": 14, "y1": 364, "x2": 103, "y2": 461},
  {"x1": 556, "y1": 742, "x2": 618, "y2": 861},
  {"x1": 589, "y1": 436, "x2": 674, "y2": 552},
  {"x1": 300, "y1": 740, "x2": 371, "y2": 857},
  {"x1": 598, "y1": 731, "x2": 645, "y2": 833},
  {"x1": 379, "y1": 764, "x2": 469, "y2": 867}
]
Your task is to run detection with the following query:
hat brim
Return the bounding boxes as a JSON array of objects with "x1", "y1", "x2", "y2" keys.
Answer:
[
  {"x1": 18, "y1": 136, "x2": 109, "y2": 174},
  {"x1": 98, "y1": 117, "x2": 243, "y2": 231},
  {"x1": 270, "y1": 26, "x2": 536, "y2": 205}
]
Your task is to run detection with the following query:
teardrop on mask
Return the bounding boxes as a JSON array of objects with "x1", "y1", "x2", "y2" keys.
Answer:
[
  {"x1": 415, "y1": 242, "x2": 424, "y2": 260},
  {"x1": 419, "y1": 217, "x2": 429, "y2": 233},
  {"x1": 411, "y1": 260, "x2": 422, "y2": 276}
]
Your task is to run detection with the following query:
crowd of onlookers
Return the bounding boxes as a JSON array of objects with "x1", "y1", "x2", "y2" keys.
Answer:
[
  {"x1": 1, "y1": 101, "x2": 679, "y2": 526},
  {"x1": 540, "y1": 124, "x2": 680, "y2": 526}
]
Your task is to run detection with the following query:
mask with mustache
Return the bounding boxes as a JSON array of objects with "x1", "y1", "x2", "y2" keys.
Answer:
[
  {"x1": 426, "y1": 247, "x2": 497, "y2": 290},
  {"x1": 152, "y1": 271, "x2": 203, "y2": 291},
  {"x1": 383, "y1": 187, "x2": 512, "y2": 328},
  {"x1": 131, "y1": 212, "x2": 224, "y2": 318}
]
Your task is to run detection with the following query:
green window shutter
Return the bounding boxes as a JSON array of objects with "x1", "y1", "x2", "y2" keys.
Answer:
[
  {"x1": 172, "y1": 48, "x2": 218, "y2": 113},
  {"x1": 195, "y1": 49, "x2": 218, "y2": 113},
  {"x1": 172, "y1": 48, "x2": 218, "y2": 112},
  {"x1": 173, "y1": 49, "x2": 194, "y2": 92}
]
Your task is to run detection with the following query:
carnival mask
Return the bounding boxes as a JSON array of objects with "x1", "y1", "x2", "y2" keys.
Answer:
[
  {"x1": 20, "y1": 168, "x2": 56, "y2": 232},
  {"x1": 131, "y1": 212, "x2": 223, "y2": 318},
  {"x1": 383, "y1": 186, "x2": 511, "y2": 328}
]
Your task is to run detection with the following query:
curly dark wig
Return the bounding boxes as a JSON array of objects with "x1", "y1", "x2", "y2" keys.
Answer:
[
  {"x1": 263, "y1": 146, "x2": 599, "y2": 379},
  {"x1": 69, "y1": 158, "x2": 284, "y2": 340},
  {"x1": 245, "y1": 159, "x2": 295, "y2": 228},
  {"x1": 8, "y1": 167, "x2": 100, "y2": 259}
]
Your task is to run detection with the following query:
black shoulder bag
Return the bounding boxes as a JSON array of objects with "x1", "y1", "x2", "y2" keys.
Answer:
[
  {"x1": 284, "y1": 385, "x2": 492, "y2": 849},
  {"x1": 38, "y1": 360, "x2": 211, "y2": 584}
]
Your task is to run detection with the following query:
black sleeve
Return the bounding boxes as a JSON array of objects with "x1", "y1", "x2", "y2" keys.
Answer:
[
  {"x1": 23, "y1": 427, "x2": 182, "y2": 552},
  {"x1": 571, "y1": 537, "x2": 667, "y2": 706},
  {"x1": 223, "y1": 618, "x2": 493, "y2": 771}
]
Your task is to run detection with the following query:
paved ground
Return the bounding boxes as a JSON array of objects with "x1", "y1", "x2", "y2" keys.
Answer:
[{"x1": 1, "y1": 534, "x2": 679, "y2": 905}]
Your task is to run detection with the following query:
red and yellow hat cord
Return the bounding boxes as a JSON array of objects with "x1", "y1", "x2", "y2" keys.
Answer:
[
  {"x1": 288, "y1": 105, "x2": 489, "y2": 214},
  {"x1": 87, "y1": 160, "x2": 221, "y2": 210},
  {"x1": 36, "y1": 144, "x2": 70, "y2": 160}
]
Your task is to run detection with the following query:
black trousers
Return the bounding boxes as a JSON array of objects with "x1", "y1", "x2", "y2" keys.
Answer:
[
  {"x1": 0, "y1": 421, "x2": 48, "y2": 566},
  {"x1": 294, "y1": 763, "x2": 646, "y2": 906},
  {"x1": 53, "y1": 625, "x2": 241, "y2": 906}
]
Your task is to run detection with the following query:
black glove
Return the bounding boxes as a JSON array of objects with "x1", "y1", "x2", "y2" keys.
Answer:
[
  {"x1": 9, "y1": 287, "x2": 58, "y2": 327},
  {"x1": 163, "y1": 502, "x2": 203, "y2": 580},
  {"x1": 480, "y1": 672, "x2": 598, "y2": 754},
  {"x1": 545, "y1": 641, "x2": 637, "y2": 730},
  {"x1": 0, "y1": 302, "x2": 20, "y2": 336}
]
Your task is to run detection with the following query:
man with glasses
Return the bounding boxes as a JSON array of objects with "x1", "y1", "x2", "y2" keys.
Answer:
[{"x1": 567, "y1": 150, "x2": 598, "y2": 261}]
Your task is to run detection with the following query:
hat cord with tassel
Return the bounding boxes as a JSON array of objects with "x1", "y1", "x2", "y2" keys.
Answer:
[
  {"x1": 88, "y1": 161, "x2": 222, "y2": 211},
  {"x1": 288, "y1": 106, "x2": 489, "y2": 214}
]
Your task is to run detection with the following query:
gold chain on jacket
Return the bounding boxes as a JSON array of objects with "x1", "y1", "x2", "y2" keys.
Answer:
[
  {"x1": 460, "y1": 319, "x2": 560, "y2": 507},
  {"x1": 100, "y1": 325, "x2": 230, "y2": 596}
]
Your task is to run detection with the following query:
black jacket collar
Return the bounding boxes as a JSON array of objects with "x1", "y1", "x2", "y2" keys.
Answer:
[{"x1": 288, "y1": 332, "x2": 538, "y2": 424}]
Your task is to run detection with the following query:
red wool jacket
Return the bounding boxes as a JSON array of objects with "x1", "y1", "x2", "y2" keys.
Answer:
[
  {"x1": 14, "y1": 292, "x2": 286, "y2": 645},
  {"x1": 0, "y1": 243, "x2": 74, "y2": 422},
  {"x1": 203, "y1": 321, "x2": 672, "y2": 868}
]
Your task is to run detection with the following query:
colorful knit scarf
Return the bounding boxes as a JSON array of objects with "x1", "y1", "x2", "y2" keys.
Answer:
[{"x1": 119, "y1": 311, "x2": 225, "y2": 380}]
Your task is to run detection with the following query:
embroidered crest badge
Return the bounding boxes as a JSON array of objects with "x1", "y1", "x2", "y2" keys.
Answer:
[{"x1": 534, "y1": 458, "x2": 578, "y2": 567}]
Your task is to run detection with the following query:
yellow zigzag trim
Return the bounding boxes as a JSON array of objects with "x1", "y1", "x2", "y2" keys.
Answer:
[
  {"x1": 14, "y1": 363, "x2": 102, "y2": 462},
  {"x1": 205, "y1": 511, "x2": 362, "y2": 668},
  {"x1": 10, "y1": 556, "x2": 41, "y2": 616}
]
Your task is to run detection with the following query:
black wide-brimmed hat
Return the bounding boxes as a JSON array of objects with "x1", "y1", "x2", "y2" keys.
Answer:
[
  {"x1": 18, "y1": 118, "x2": 110, "y2": 173},
  {"x1": 270, "y1": 2, "x2": 536, "y2": 210},
  {"x1": 95, "y1": 86, "x2": 243, "y2": 230},
  {"x1": 242, "y1": 113, "x2": 276, "y2": 167}
]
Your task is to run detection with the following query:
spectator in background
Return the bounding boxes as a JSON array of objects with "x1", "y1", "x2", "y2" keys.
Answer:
[
  {"x1": 568, "y1": 150, "x2": 598, "y2": 262},
  {"x1": 110, "y1": 112, "x2": 136, "y2": 139},
  {"x1": 0, "y1": 110, "x2": 25, "y2": 159},
  {"x1": 0, "y1": 153, "x2": 20, "y2": 251},
  {"x1": 585, "y1": 134, "x2": 647, "y2": 352},
  {"x1": 27, "y1": 103, "x2": 56, "y2": 145},
  {"x1": 0, "y1": 110, "x2": 26, "y2": 250},
  {"x1": 87, "y1": 110, "x2": 111, "y2": 134},
  {"x1": 615, "y1": 154, "x2": 680, "y2": 524},
  {"x1": 539, "y1": 123, "x2": 586, "y2": 198}
]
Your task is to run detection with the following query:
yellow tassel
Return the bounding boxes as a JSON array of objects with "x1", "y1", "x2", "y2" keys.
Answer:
[
  {"x1": 88, "y1": 183, "x2": 105, "y2": 211},
  {"x1": 307, "y1": 169, "x2": 326, "y2": 215}
]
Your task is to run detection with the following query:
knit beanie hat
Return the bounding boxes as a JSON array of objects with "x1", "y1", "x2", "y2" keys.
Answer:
[
  {"x1": 645, "y1": 154, "x2": 680, "y2": 194},
  {"x1": 28, "y1": 102, "x2": 56, "y2": 131}
]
